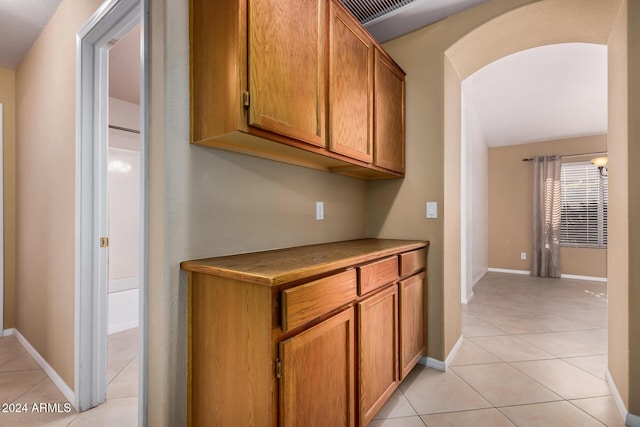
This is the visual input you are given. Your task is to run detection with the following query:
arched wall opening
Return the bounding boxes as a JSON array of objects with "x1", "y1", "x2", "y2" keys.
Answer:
[
  {"x1": 442, "y1": 0, "x2": 632, "y2": 415},
  {"x1": 370, "y1": 0, "x2": 637, "y2": 418}
]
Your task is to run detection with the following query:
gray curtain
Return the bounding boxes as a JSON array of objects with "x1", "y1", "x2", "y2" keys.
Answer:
[{"x1": 531, "y1": 155, "x2": 562, "y2": 278}]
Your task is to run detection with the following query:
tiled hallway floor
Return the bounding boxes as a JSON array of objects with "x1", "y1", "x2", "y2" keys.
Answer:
[
  {"x1": 0, "y1": 327, "x2": 138, "y2": 426},
  {"x1": 371, "y1": 272, "x2": 623, "y2": 427},
  {"x1": 0, "y1": 273, "x2": 623, "y2": 426}
]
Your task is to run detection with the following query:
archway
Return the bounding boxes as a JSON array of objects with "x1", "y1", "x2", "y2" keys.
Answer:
[{"x1": 441, "y1": 0, "x2": 632, "y2": 421}]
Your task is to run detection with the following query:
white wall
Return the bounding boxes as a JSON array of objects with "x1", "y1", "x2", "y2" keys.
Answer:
[
  {"x1": 461, "y1": 94, "x2": 489, "y2": 302},
  {"x1": 108, "y1": 97, "x2": 140, "y2": 334}
]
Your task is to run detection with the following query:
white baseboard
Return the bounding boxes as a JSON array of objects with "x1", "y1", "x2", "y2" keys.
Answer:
[
  {"x1": 108, "y1": 288, "x2": 139, "y2": 334},
  {"x1": 445, "y1": 335, "x2": 464, "y2": 368},
  {"x1": 109, "y1": 276, "x2": 139, "y2": 293},
  {"x1": 420, "y1": 335, "x2": 464, "y2": 372},
  {"x1": 628, "y1": 413, "x2": 640, "y2": 427},
  {"x1": 606, "y1": 368, "x2": 627, "y2": 423},
  {"x1": 488, "y1": 268, "x2": 608, "y2": 283},
  {"x1": 488, "y1": 268, "x2": 530, "y2": 275},
  {"x1": 462, "y1": 291, "x2": 474, "y2": 305},
  {"x1": 560, "y1": 273, "x2": 608, "y2": 283},
  {"x1": 422, "y1": 356, "x2": 445, "y2": 371},
  {"x1": 109, "y1": 321, "x2": 139, "y2": 335},
  {"x1": 3, "y1": 328, "x2": 14, "y2": 336},
  {"x1": 473, "y1": 269, "x2": 488, "y2": 287},
  {"x1": 12, "y1": 328, "x2": 75, "y2": 406},
  {"x1": 605, "y1": 368, "x2": 640, "y2": 426}
]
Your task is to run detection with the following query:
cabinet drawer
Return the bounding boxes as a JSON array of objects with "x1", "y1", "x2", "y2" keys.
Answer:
[
  {"x1": 357, "y1": 256, "x2": 398, "y2": 296},
  {"x1": 282, "y1": 270, "x2": 357, "y2": 332},
  {"x1": 399, "y1": 248, "x2": 426, "y2": 277}
]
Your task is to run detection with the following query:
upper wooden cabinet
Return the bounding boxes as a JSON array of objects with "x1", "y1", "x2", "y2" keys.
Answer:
[
  {"x1": 248, "y1": 0, "x2": 326, "y2": 147},
  {"x1": 190, "y1": 0, "x2": 406, "y2": 179},
  {"x1": 328, "y1": 1, "x2": 373, "y2": 163},
  {"x1": 374, "y1": 49, "x2": 406, "y2": 173}
]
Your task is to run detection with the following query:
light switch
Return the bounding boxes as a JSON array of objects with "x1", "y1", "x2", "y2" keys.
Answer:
[
  {"x1": 426, "y1": 202, "x2": 437, "y2": 219},
  {"x1": 316, "y1": 201, "x2": 324, "y2": 220}
]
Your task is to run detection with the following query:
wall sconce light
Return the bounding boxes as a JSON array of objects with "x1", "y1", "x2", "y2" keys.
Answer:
[{"x1": 591, "y1": 156, "x2": 608, "y2": 176}]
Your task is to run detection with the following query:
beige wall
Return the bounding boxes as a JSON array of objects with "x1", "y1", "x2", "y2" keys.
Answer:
[
  {"x1": 147, "y1": 0, "x2": 368, "y2": 423},
  {"x1": 15, "y1": 0, "x2": 103, "y2": 389},
  {"x1": 0, "y1": 66, "x2": 16, "y2": 330},
  {"x1": 488, "y1": 135, "x2": 608, "y2": 278},
  {"x1": 8, "y1": 0, "x2": 639, "y2": 422},
  {"x1": 148, "y1": 0, "x2": 639, "y2": 423},
  {"x1": 607, "y1": 0, "x2": 630, "y2": 410},
  {"x1": 375, "y1": 0, "x2": 640, "y2": 416},
  {"x1": 372, "y1": 0, "x2": 621, "y2": 361},
  {"x1": 627, "y1": 1, "x2": 640, "y2": 414},
  {"x1": 377, "y1": 4, "x2": 640, "y2": 418}
]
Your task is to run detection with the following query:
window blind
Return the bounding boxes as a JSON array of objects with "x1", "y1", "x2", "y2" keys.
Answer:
[{"x1": 560, "y1": 162, "x2": 608, "y2": 248}]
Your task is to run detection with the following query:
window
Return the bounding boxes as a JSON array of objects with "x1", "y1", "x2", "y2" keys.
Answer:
[{"x1": 560, "y1": 162, "x2": 608, "y2": 248}]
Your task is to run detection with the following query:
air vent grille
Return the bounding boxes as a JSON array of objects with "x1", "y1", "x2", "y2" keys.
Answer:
[{"x1": 339, "y1": 0, "x2": 416, "y2": 24}]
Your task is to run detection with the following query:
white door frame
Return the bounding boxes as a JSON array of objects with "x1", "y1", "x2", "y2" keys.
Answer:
[
  {"x1": 75, "y1": 0, "x2": 148, "y2": 424},
  {"x1": 0, "y1": 103, "x2": 4, "y2": 335}
]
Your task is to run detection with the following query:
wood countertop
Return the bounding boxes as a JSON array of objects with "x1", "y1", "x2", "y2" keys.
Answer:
[{"x1": 180, "y1": 238, "x2": 428, "y2": 287}]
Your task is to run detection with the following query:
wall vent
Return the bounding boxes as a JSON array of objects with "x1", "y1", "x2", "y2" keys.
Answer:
[{"x1": 339, "y1": 0, "x2": 417, "y2": 24}]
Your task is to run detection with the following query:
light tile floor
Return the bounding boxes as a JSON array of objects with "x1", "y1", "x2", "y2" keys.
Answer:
[
  {"x1": 0, "y1": 273, "x2": 624, "y2": 426},
  {"x1": 0, "y1": 327, "x2": 138, "y2": 426},
  {"x1": 371, "y1": 272, "x2": 625, "y2": 427}
]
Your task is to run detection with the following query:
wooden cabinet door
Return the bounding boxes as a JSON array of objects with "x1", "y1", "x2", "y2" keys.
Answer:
[
  {"x1": 328, "y1": 1, "x2": 373, "y2": 163},
  {"x1": 358, "y1": 285, "x2": 399, "y2": 426},
  {"x1": 248, "y1": 0, "x2": 326, "y2": 147},
  {"x1": 374, "y1": 49, "x2": 405, "y2": 173},
  {"x1": 279, "y1": 307, "x2": 355, "y2": 427},
  {"x1": 399, "y1": 272, "x2": 426, "y2": 379}
]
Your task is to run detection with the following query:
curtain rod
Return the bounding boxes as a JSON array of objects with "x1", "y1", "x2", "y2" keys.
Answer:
[
  {"x1": 109, "y1": 124, "x2": 140, "y2": 134},
  {"x1": 521, "y1": 151, "x2": 607, "y2": 162}
]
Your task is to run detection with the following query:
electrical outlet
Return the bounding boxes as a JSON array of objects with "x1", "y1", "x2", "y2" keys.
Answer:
[
  {"x1": 316, "y1": 201, "x2": 324, "y2": 220},
  {"x1": 521, "y1": 252, "x2": 527, "y2": 260}
]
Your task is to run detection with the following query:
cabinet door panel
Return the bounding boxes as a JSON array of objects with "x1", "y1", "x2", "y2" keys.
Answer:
[
  {"x1": 329, "y1": 2, "x2": 372, "y2": 162},
  {"x1": 279, "y1": 307, "x2": 355, "y2": 427},
  {"x1": 358, "y1": 285, "x2": 399, "y2": 426},
  {"x1": 374, "y1": 50, "x2": 405, "y2": 172},
  {"x1": 399, "y1": 272, "x2": 426, "y2": 379},
  {"x1": 248, "y1": 0, "x2": 326, "y2": 147}
]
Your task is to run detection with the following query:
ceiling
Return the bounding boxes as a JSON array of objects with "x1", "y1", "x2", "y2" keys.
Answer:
[
  {"x1": 0, "y1": 0, "x2": 607, "y2": 147},
  {"x1": 462, "y1": 43, "x2": 608, "y2": 147},
  {"x1": 0, "y1": 0, "x2": 63, "y2": 69}
]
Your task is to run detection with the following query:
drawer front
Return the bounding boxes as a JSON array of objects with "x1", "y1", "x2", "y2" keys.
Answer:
[
  {"x1": 399, "y1": 248, "x2": 426, "y2": 277},
  {"x1": 282, "y1": 270, "x2": 357, "y2": 332},
  {"x1": 357, "y1": 256, "x2": 398, "y2": 296}
]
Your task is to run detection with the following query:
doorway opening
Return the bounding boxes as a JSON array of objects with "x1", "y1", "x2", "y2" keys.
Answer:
[
  {"x1": 455, "y1": 44, "x2": 609, "y2": 402},
  {"x1": 75, "y1": 0, "x2": 147, "y2": 425},
  {"x1": 105, "y1": 23, "x2": 142, "y2": 416}
]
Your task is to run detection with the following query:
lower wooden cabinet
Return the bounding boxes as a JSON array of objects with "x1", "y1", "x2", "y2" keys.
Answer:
[
  {"x1": 399, "y1": 271, "x2": 427, "y2": 380},
  {"x1": 181, "y1": 239, "x2": 428, "y2": 426},
  {"x1": 279, "y1": 307, "x2": 356, "y2": 427},
  {"x1": 357, "y1": 285, "x2": 399, "y2": 426}
]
